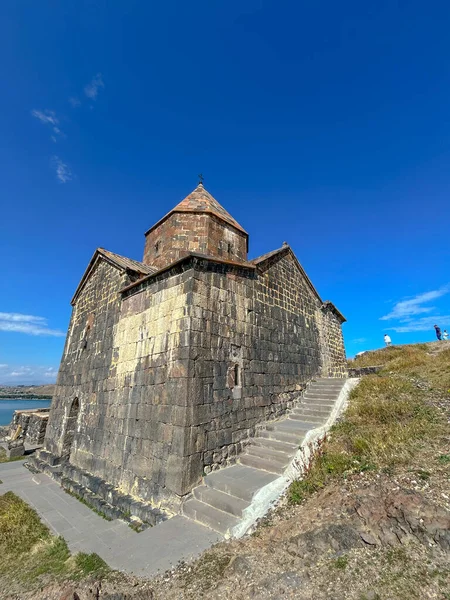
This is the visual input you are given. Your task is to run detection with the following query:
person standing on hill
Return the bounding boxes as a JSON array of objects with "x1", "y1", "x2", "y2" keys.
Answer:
[
  {"x1": 384, "y1": 334, "x2": 392, "y2": 346},
  {"x1": 434, "y1": 324, "x2": 442, "y2": 340},
  {"x1": 443, "y1": 329, "x2": 449, "y2": 340}
]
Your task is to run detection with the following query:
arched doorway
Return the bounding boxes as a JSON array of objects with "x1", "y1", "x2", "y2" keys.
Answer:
[{"x1": 62, "y1": 398, "x2": 80, "y2": 459}]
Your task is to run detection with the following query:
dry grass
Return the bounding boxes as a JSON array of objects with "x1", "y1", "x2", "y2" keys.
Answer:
[
  {"x1": 350, "y1": 343, "x2": 450, "y2": 391},
  {"x1": 289, "y1": 344, "x2": 449, "y2": 504}
]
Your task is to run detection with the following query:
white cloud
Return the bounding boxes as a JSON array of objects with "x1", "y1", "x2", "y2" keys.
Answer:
[
  {"x1": 352, "y1": 338, "x2": 367, "y2": 344},
  {"x1": 10, "y1": 367, "x2": 34, "y2": 377},
  {"x1": 0, "y1": 313, "x2": 45, "y2": 323},
  {"x1": 84, "y1": 73, "x2": 104, "y2": 99},
  {"x1": 0, "y1": 364, "x2": 58, "y2": 385},
  {"x1": 31, "y1": 109, "x2": 59, "y2": 126},
  {"x1": 380, "y1": 286, "x2": 450, "y2": 321},
  {"x1": 51, "y1": 156, "x2": 73, "y2": 183},
  {"x1": 0, "y1": 364, "x2": 8, "y2": 369},
  {"x1": 381, "y1": 285, "x2": 450, "y2": 334},
  {"x1": 0, "y1": 312, "x2": 65, "y2": 337},
  {"x1": 387, "y1": 315, "x2": 450, "y2": 333},
  {"x1": 31, "y1": 109, "x2": 65, "y2": 140},
  {"x1": 69, "y1": 96, "x2": 81, "y2": 107}
]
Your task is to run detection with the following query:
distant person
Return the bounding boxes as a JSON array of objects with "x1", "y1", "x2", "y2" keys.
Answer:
[
  {"x1": 443, "y1": 330, "x2": 449, "y2": 341},
  {"x1": 434, "y1": 325, "x2": 442, "y2": 341},
  {"x1": 384, "y1": 334, "x2": 392, "y2": 347}
]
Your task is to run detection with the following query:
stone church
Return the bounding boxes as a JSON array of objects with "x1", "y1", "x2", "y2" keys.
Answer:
[{"x1": 38, "y1": 183, "x2": 347, "y2": 515}]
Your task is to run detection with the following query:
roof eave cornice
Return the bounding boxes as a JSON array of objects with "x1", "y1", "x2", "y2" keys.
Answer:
[{"x1": 120, "y1": 252, "x2": 255, "y2": 295}]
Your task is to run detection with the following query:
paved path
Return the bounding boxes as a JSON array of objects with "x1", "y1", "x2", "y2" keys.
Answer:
[{"x1": 0, "y1": 461, "x2": 221, "y2": 577}]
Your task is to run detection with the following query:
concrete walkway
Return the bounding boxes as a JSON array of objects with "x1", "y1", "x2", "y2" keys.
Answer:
[{"x1": 0, "y1": 461, "x2": 221, "y2": 577}]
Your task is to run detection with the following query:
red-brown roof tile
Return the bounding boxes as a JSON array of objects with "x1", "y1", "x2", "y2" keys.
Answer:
[{"x1": 145, "y1": 184, "x2": 248, "y2": 235}]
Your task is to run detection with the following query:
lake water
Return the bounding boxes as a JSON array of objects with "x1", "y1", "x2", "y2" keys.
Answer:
[{"x1": 0, "y1": 399, "x2": 51, "y2": 426}]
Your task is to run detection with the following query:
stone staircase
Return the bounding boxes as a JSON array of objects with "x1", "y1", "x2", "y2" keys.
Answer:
[{"x1": 183, "y1": 378, "x2": 346, "y2": 536}]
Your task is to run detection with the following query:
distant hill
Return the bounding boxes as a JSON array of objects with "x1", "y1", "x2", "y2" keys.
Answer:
[{"x1": 0, "y1": 384, "x2": 55, "y2": 399}]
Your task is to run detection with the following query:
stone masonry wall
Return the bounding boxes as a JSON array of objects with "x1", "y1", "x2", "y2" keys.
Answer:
[
  {"x1": 44, "y1": 257, "x2": 203, "y2": 508},
  {"x1": 44, "y1": 250, "x2": 346, "y2": 508},
  {"x1": 320, "y1": 307, "x2": 348, "y2": 378},
  {"x1": 144, "y1": 213, "x2": 209, "y2": 268},
  {"x1": 206, "y1": 214, "x2": 247, "y2": 262},
  {"x1": 185, "y1": 253, "x2": 329, "y2": 474},
  {"x1": 44, "y1": 259, "x2": 126, "y2": 459},
  {"x1": 143, "y1": 212, "x2": 247, "y2": 269},
  {"x1": 110, "y1": 264, "x2": 198, "y2": 502}
]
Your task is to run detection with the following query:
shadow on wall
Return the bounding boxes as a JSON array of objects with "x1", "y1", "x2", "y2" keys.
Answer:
[{"x1": 62, "y1": 397, "x2": 80, "y2": 459}]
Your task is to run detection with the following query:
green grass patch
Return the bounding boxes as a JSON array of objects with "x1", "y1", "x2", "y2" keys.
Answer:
[
  {"x1": 73, "y1": 552, "x2": 109, "y2": 578},
  {"x1": 332, "y1": 555, "x2": 349, "y2": 569},
  {"x1": 63, "y1": 488, "x2": 112, "y2": 521},
  {"x1": 0, "y1": 491, "x2": 109, "y2": 589},
  {"x1": 289, "y1": 344, "x2": 448, "y2": 505}
]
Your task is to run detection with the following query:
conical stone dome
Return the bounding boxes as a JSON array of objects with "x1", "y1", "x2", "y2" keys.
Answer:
[{"x1": 143, "y1": 184, "x2": 248, "y2": 269}]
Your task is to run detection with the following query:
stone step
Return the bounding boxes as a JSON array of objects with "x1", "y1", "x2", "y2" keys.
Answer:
[
  {"x1": 193, "y1": 485, "x2": 250, "y2": 518},
  {"x1": 239, "y1": 453, "x2": 285, "y2": 475},
  {"x1": 314, "y1": 378, "x2": 345, "y2": 384},
  {"x1": 245, "y1": 444, "x2": 292, "y2": 465},
  {"x1": 205, "y1": 465, "x2": 278, "y2": 502},
  {"x1": 292, "y1": 407, "x2": 331, "y2": 417},
  {"x1": 303, "y1": 393, "x2": 338, "y2": 402},
  {"x1": 306, "y1": 391, "x2": 341, "y2": 398},
  {"x1": 183, "y1": 497, "x2": 240, "y2": 536},
  {"x1": 310, "y1": 383, "x2": 344, "y2": 390},
  {"x1": 289, "y1": 413, "x2": 324, "y2": 424},
  {"x1": 285, "y1": 419, "x2": 319, "y2": 430},
  {"x1": 258, "y1": 429, "x2": 305, "y2": 445},
  {"x1": 305, "y1": 388, "x2": 340, "y2": 398},
  {"x1": 251, "y1": 436, "x2": 298, "y2": 454},
  {"x1": 306, "y1": 390, "x2": 341, "y2": 397},
  {"x1": 298, "y1": 400, "x2": 335, "y2": 409},
  {"x1": 270, "y1": 419, "x2": 314, "y2": 432}
]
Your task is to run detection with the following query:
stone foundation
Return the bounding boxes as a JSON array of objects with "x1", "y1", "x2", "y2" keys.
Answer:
[{"x1": 30, "y1": 449, "x2": 169, "y2": 525}]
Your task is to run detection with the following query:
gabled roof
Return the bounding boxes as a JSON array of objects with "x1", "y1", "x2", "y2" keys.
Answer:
[
  {"x1": 145, "y1": 184, "x2": 248, "y2": 236},
  {"x1": 98, "y1": 249, "x2": 156, "y2": 275},
  {"x1": 252, "y1": 243, "x2": 323, "y2": 303},
  {"x1": 71, "y1": 248, "x2": 156, "y2": 305},
  {"x1": 252, "y1": 244, "x2": 346, "y2": 322},
  {"x1": 322, "y1": 300, "x2": 346, "y2": 324},
  {"x1": 251, "y1": 244, "x2": 290, "y2": 265}
]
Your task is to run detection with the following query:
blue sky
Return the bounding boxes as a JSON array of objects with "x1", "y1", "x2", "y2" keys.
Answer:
[{"x1": 1, "y1": 1, "x2": 450, "y2": 384}]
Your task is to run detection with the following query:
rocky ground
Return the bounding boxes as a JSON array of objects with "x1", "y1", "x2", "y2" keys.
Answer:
[{"x1": 2, "y1": 344, "x2": 450, "y2": 600}]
